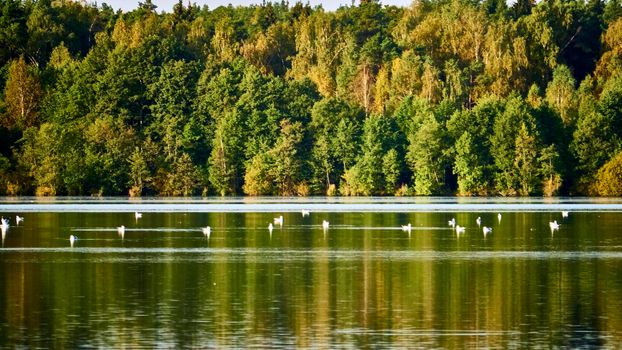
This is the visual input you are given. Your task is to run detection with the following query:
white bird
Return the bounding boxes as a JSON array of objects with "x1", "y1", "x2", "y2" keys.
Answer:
[
  {"x1": 322, "y1": 220, "x2": 330, "y2": 230},
  {"x1": 561, "y1": 211, "x2": 569, "y2": 218},
  {"x1": 117, "y1": 225, "x2": 125, "y2": 238},
  {"x1": 268, "y1": 223, "x2": 273, "y2": 234},
  {"x1": 69, "y1": 235, "x2": 77, "y2": 247},
  {"x1": 203, "y1": 226, "x2": 211, "y2": 239},
  {"x1": 448, "y1": 218, "x2": 456, "y2": 227},
  {"x1": 1, "y1": 218, "x2": 9, "y2": 237},
  {"x1": 301, "y1": 210, "x2": 310, "y2": 217},
  {"x1": 274, "y1": 216, "x2": 284, "y2": 226},
  {"x1": 15, "y1": 216, "x2": 23, "y2": 225},
  {"x1": 476, "y1": 217, "x2": 481, "y2": 227},
  {"x1": 135, "y1": 212, "x2": 142, "y2": 220},
  {"x1": 483, "y1": 226, "x2": 492, "y2": 235},
  {"x1": 0, "y1": 217, "x2": 8, "y2": 230},
  {"x1": 455, "y1": 225, "x2": 465, "y2": 234},
  {"x1": 498, "y1": 213, "x2": 502, "y2": 222},
  {"x1": 402, "y1": 223, "x2": 412, "y2": 237},
  {"x1": 549, "y1": 220, "x2": 560, "y2": 231}
]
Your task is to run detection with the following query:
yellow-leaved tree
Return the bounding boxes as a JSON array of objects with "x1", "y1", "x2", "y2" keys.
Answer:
[
  {"x1": 2, "y1": 57, "x2": 41, "y2": 129},
  {"x1": 594, "y1": 151, "x2": 622, "y2": 196}
]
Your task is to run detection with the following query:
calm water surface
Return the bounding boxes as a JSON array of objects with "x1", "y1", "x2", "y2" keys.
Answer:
[{"x1": 1, "y1": 197, "x2": 622, "y2": 348}]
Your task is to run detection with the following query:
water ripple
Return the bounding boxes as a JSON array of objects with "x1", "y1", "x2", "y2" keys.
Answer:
[{"x1": 1, "y1": 248, "x2": 622, "y2": 262}]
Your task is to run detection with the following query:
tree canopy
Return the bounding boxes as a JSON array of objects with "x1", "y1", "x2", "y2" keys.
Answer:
[{"x1": 1, "y1": 0, "x2": 622, "y2": 196}]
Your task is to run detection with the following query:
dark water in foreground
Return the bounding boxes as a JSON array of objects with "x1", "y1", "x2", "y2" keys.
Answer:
[{"x1": 1, "y1": 198, "x2": 621, "y2": 348}]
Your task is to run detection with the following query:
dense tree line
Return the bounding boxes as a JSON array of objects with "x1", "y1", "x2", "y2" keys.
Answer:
[{"x1": 1, "y1": 0, "x2": 622, "y2": 196}]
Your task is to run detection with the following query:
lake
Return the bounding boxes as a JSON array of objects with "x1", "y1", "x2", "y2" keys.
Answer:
[{"x1": 1, "y1": 197, "x2": 622, "y2": 348}]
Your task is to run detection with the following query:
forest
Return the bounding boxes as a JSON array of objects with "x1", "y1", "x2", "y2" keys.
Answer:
[{"x1": 1, "y1": 0, "x2": 622, "y2": 196}]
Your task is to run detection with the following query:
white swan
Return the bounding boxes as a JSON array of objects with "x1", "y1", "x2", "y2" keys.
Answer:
[
  {"x1": 455, "y1": 225, "x2": 465, "y2": 234},
  {"x1": 135, "y1": 212, "x2": 142, "y2": 220},
  {"x1": 401, "y1": 223, "x2": 412, "y2": 232},
  {"x1": 268, "y1": 223, "x2": 273, "y2": 234},
  {"x1": 0, "y1": 219, "x2": 7, "y2": 240},
  {"x1": 203, "y1": 226, "x2": 211, "y2": 238},
  {"x1": 561, "y1": 211, "x2": 569, "y2": 218},
  {"x1": 16, "y1": 216, "x2": 23, "y2": 224},
  {"x1": 0, "y1": 218, "x2": 8, "y2": 231},
  {"x1": 274, "y1": 216, "x2": 284, "y2": 226},
  {"x1": 117, "y1": 225, "x2": 125, "y2": 238},
  {"x1": 1, "y1": 218, "x2": 9, "y2": 241},
  {"x1": 483, "y1": 226, "x2": 492, "y2": 235},
  {"x1": 476, "y1": 217, "x2": 481, "y2": 227},
  {"x1": 448, "y1": 218, "x2": 456, "y2": 227},
  {"x1": 498, "y1": 213, "x2": 502, "y2": 222},
  {"x1": 301, "y1": 210, "x2": 310, "y2": 217},
  {"x1": 322, "y1": 220, "x2": 330, "y2": 230},
  {"x1": 69, "y1": 235, "x2": 77, "y2": 247},
  {"x1": 549, "y1": 220, "x2": 560, "y2": 231}
]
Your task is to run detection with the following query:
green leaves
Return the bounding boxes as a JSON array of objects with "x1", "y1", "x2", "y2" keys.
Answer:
[
  {"x1": 514, "y1": 122, "x2": 538, "y2": 195},
  {"x1": 407, "y1": 113, "x2": 446, "y2": 195},
  {"x1": 242, "y1": 119, "x2": 305, "y2": 196},
  {"x1": 342, "y1": 114, "x2": 402, "y2": 196},
  {"x1": 0, "y1": 0, "x2": 621, "y2": 196},
  {"x1": 454, "y1": 131, "x2": 487, "y2": 195},
  {"x1": 545, "y1": 65, "x2": 577, "y2": 125}
]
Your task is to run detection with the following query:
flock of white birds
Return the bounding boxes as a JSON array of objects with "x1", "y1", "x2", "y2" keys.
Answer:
[
  {"x1": 440, "y1": 211, "x2": 569, "y2": 237},
  {"x1": 0, "y1": 209, "x2": 571, "y2": 247}
]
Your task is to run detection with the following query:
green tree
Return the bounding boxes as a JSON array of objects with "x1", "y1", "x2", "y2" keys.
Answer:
[
  {"x1": 0, "y1": 0, "x2": 26, "y2": 64},
  {"x1": 545, "y1": 65, "x2": 577, "y2": 125},
  {"x1": 599, "y1": 75, "x2": 622, "y2": 139},
  {"x1": 342, "y1": 114, "x2": 399, "y2": 195},
  {"x1": 512, "y1": 0, "x2": 534, "y2": 19},
  {"x1": 490, "y1": 95, "x2": 538, "y2": 195},
  {"x1": 25, "y1": 0, "x2": 64, "y2": 66},
  {"x1": 514, "y1": 122, "x2": 538, "y2": 195},
  {"x1": 453, "y1": 132, "x2": 487, "y2": 195},
  {"x1": 309, "y1": 97, "x2": 364, "y2": 192},
  {"x1": 269, "y1": 119, "x2": 305, "y2": 196},
  {"x1": 42, "y1": 44, "x2": 96, "y2": 124},
  {"x1": 382, "y1": 148, "x2": 401, "y2": 193},
  {"x1": 407, "y1": 113, "x2": 446, "y2": 195},
  {"x1": 83, "y1": 116, "x2": 136, "y2": 195},
  {"x1": 447, "y1": 97, "x2": 500, "y2": 194},
  {"x1": 149, "y1": 59, "x2": 202, "y2": 162},
  {"x1": 18, "y1": 123, "x2": 84, "y2": 196},
  {"x1": 195, "y1": 64, "x2": 244, "y2": 120},
  {"x1": 128, "y1": 147, "x2": 151, "y2": 197},
  {"x1": 0, "y1": 154, "x2": 9, "y2": 195},
  {"x1": 208, "y1": 110, "x2": 245, "y2": 196},
  {"x1": 571, "y1": 101, "x2": 622, "y2": 188},
  {"x1": 0, "y1": 0, "x2": 621, "y2": 197},
  {"x1": 539, "y1": 144, "x2": 562, "y2": 196},
  {"x1": 310, "y1": 135, "x2": 333, "y2": 193},
  {"x1": 163, "y1": 153, "x2": 200, "y2": 196}
]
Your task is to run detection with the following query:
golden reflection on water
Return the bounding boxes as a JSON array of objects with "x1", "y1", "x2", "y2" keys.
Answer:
[{"x1": 0, "y1": 211, "x2": 622, "y2": 348}]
